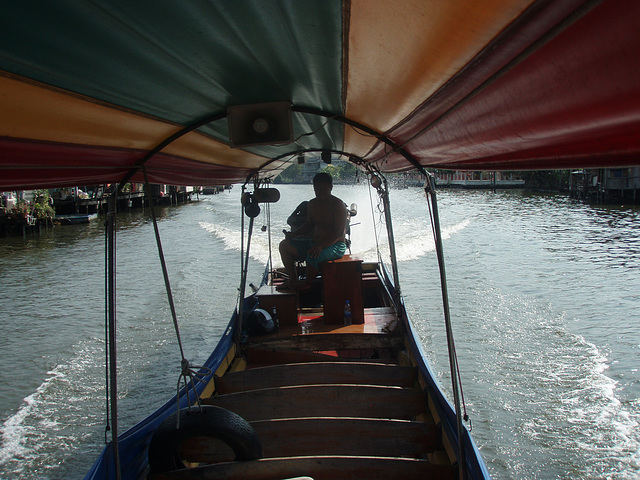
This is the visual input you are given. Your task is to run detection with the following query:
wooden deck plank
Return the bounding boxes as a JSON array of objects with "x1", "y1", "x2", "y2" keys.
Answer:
[
  {"x1": 255, "y1": 307, "x2": 398, "y2": 337},
  {"x1": 255, "y1": 417, "x2": 439, "y2": 458},
  {"x1": 203, "y1": 384, "x2": 425, "y2": 422},
  {"x1": 181, "y1": 418, "x2": 440, "y2": 461},
  {"x1": 246, "y1": 332, "x2": 403, "y2": 352},
  {"x1": 150, "y1": 455, "x2": 455, "y2": 480},
  {"x1": 215, "y1": 362, "x2": 417, "y2": 394},
  {"x1": 244, "y1": 346, "x2": 342, "y2": 366}
]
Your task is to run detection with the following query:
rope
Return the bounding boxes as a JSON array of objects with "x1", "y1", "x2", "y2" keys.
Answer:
[
  {"x1": 176, "y1": 361, "x2": 212, "y2": 428},
  {"x1": 365, "y1": 166, "x2": 402, "y2": 300},
  {"x1": 140, "y1": 165, "x2": 209, "y2": 421},
  {"x1": 103, "y1": 215, "x2": 111, "y2": 444},
  {"x1": 141, "y1": 165, "x2": 186, "y2": 361},
  {"x1": 104, "y1": 195, "x2": 121, "y2": 479}
]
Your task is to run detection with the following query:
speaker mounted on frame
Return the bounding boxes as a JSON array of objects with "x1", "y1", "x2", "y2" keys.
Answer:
[{"x1": 227, "y1": 101, "x2": 293, "y2": 147}]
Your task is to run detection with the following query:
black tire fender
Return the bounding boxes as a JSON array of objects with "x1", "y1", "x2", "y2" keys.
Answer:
[{"x1": 148, "y1": 405, "x2": 263, "y2": 473}]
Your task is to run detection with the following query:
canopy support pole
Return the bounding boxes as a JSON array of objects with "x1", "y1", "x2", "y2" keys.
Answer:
[
  {"x1": 235, "y1": 189, "x2": 256, "y2": 343},
  {"x1": 424, "y1": 174, "x2": 467, "y2": 480},
  {"x1": 106, "y1": 194, "x2": 121, "y2": 480},
  {"x1": 378, "y1": 176, "x2": 402, "y2": 303}
]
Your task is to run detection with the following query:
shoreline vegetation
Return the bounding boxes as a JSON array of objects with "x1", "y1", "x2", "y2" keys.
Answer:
[{"x1": 0, "y1": 185, "x2": 198, "y2": 237}]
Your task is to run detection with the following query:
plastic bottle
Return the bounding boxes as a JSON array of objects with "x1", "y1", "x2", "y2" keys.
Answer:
[{"x1": 344, "y1": 300, "x2": 352, "y2": 326}]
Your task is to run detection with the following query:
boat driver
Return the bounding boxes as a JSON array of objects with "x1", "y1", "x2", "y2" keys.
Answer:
[{"x1": 278, "y1": 172, "x2": 348, "y2": 291}]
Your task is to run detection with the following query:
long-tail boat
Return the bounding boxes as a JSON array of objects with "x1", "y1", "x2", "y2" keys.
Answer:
[{"x1": 1, "y1": 1, "x2": 638, "y2": 479}]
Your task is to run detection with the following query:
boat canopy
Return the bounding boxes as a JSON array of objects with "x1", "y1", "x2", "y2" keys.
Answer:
[{"x1": 1, "y1": 0, "x2": 639, "y2": 190}]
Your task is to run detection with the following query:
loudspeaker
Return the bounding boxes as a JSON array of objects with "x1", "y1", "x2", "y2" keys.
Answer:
[{"x1": 227, "y1": 101, "x2": 293, "y2": 147}]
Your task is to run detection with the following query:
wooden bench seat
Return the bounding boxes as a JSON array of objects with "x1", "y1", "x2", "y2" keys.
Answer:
[
  {"x1": 244, "y1": 346, "x2": 348, "y2": 366},
  {"x1": 253, "y1": 417, "x2": 439, "y2": 458},
  {"x1": 246, "y1": 332, "x2": 403, "y2": 352},
  {"x1": 203, "y1": 384, "x2": 425, "y2": 422},
  {"x1": 179, "y1": 417, "x2": 440, "y2": 461},
  {"x1": 150, "y1": 455, "x2": 455, "y2": 480},
  {"x1": 215, "y1": 362, "x2": 417, "y2": 394}
]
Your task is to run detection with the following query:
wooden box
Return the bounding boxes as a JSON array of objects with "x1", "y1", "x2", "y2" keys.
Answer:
[
  {"x1": 256, "y1": 285, "x2": 298, "y2": 326},
  {"x1": 322, "y1": 255, "x2": 364, "y2": 324}
]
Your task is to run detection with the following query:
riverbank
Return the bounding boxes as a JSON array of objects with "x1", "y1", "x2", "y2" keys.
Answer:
[{"x1": 0, "y1": 187, "x2": 205, "y2": 238}]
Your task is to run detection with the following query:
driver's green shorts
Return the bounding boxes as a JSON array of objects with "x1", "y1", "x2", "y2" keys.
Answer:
[{"x1": 290, "y1": 239, "x2": 346, "y2": 269}]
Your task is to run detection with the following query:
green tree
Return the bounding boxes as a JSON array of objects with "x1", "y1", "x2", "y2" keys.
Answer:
[
  {"x1": 274, "y1": 163, "x2": 303, "y2": 183},
  {"x1": 323, "y1": 161, "x2": 358, "y2": 183},
  {"x1": 32, "y1": 189, "x2": 55, "y2": 220}
]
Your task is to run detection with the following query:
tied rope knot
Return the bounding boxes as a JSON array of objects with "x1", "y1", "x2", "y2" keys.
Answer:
[
  {"x1": 175, "y1": 359, "x2": 212, "y2": 428},
  {"x1": 181, "y1": 358, "x2": 192, "y2": 377}
]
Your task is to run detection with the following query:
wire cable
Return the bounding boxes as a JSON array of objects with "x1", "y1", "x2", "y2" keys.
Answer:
[
  {"x1": 103, "y1": 216, "x2": 111, "y2": 444},
  {"x1": 141, "y1": 165, "x2": 209, "y2": 419}
]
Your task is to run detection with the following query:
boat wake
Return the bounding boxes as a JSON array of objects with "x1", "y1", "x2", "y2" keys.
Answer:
[
  {"x1": 199, "y1": 221, "x2": 278, "y2": 265},
  {"x1": 200, "y1": 216, "x2": 472, "y2": 267},
  {"x1": 444, "y1": 288, "x2": 640, "y2": 480},
  {"x1": 398, "y1": 218, "x2": 470, "y2": 262},
  {"x1": 517, "y1": 329, "x2": 640, "y2": 479},
  {"x1": 357, "y1": 218, "x2": 471, "y2": 263},
  {"x1": 0, "y1": 340, "x2": 104, "y2": 479}
]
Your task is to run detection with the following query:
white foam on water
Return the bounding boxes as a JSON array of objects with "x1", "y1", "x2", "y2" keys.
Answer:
[
  {"x1": 0, "y1": 367, "x2": 71, "y2": 472},
  {"x1": 0, "y1": 392, "x2": 37, "y2": 466},
  {"x1": 199, "y1": 221, "x2": 241, "y2": 252},
  {"x1": 0, "y1": 341, "x2": 104, "y2": 478},
  {"x1": 452, "y1": 288, "x2": 640, "y2": 479},
  {"x1": 199, "y1": 207, "x2": 472, "y2": 275},
  {"x1": 381, "y1": 218, "x2": 471, "y2": 262},
  {"x1": 557, "y1": 336, "x2": 640, "y2": 479},
  {"x1": 200, "y1": 188, "x2": 472, "y2": 267},
  {"x1": 199, "y1": 221, "x2": 277, "y2": 264}
]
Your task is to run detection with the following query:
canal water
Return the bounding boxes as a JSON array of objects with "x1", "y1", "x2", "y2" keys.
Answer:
[{"x1": 0, "y1": 184, "x2": 638, "y2": 479}]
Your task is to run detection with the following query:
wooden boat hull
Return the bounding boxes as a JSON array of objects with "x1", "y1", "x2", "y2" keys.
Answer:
[
  {"x1": 54, "y1": 213, "x2": 98, "y2": 225},
  {"x1": 87, "y1": 260, "x2": 489, "y2": 479}
]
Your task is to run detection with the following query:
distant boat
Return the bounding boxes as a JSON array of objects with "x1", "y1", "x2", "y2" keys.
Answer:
[
  {"x1": 201, "y1": 186, "x2": 223, "y2": 195},
  {"x1": 54, "y1": 213, "x2": 98, "y2": 225},
  {"x1": 437, "y1": 179, "x2": 526, "y2": 189}
]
